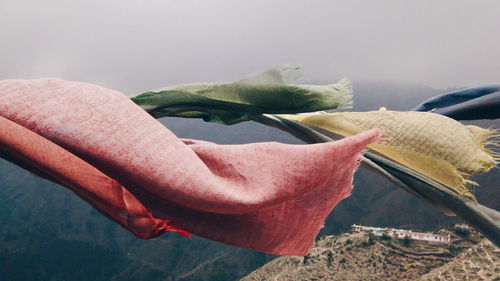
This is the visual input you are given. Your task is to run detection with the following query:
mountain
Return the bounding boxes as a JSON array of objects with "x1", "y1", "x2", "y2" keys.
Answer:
[
  {"x1": 0, "y1": 81, "x2": 498, "y2": 281},
  {"x1": 240, "y1": 226, "x2": 498, "y2": 281}
]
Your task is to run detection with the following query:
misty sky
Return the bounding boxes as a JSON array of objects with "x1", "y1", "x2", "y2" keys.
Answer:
[{"x1": 1, "y1": 0, "x2": 499, "y2": 94}]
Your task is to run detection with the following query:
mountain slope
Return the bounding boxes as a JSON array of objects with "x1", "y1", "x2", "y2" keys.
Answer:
[
  {"x1": 241, "y1": 227, "x2": 496, "y2": 281},
  {"x1": 418, "y1": 239, "x2": 499, "y2": 281}
]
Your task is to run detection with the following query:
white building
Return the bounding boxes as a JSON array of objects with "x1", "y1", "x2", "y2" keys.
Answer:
[{"x1": 351, "y1": 224, "x2": 451, "y2": 243}]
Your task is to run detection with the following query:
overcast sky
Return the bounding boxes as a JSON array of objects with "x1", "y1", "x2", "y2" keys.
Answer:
[{"x1": 1, "y1": 0, "x2": 499, "y2": 94}]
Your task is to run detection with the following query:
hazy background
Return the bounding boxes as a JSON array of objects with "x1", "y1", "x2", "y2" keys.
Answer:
[{"x1": 1, "y1": 0, "x2": 499, "y2": 93}]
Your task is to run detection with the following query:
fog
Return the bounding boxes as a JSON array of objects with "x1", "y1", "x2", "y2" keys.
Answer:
[{"x1": 1, "y1": 0, "x2": 499, "y2": 94}]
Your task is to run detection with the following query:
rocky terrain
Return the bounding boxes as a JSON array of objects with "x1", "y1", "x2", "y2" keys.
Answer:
[
  {"x1": 241, "y1": 226, "x2": 499, "y2": 281},
  {"x1": 418, "y1": 238, "x2": 499, "y2": 281}
]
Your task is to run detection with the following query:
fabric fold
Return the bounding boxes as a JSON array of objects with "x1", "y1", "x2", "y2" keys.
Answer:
[
  {"x1": 0, "y1": 115, "x2": 178, "y2": 239},
  {"x1": 431, "y1": 91, "x2": 500, "y2": 120},
  {"x1": 281, "y1": 109, "x2": 498, "y2": 200},
  {"x1": 0, "y1": 78, "x2": 380, "y2": 255},
  {"x1": 131, "y1": 65, "x2": 353, "y2": 124},
  {"x1": 412, "y1": 85, "x2": 500, "y2": 120},
  {"x1": 412, "y1": 85, "x2": 500, "y2": 111}
]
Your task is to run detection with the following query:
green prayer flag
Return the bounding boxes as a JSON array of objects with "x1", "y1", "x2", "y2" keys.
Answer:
[{"x1": 131, "y1": 65, "x2": 352, "y2": 124}]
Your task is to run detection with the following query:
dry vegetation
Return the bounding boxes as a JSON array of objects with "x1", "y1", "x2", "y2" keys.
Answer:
[
  {"x1": 418, "y1": 239, "x2": 499, "y2": 281},
  {"x1": 241, "y1": 226, "x2": 498, "y2": 281}
]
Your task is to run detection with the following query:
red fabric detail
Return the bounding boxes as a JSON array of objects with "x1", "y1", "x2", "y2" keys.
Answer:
[
  {"x1": 159, "y1": 221, "x2": 192, "y2": 238},
  {"x1": 0, "y1": 78, "x2": 381, "y2": 255},
  {"x1": 0, "y1": 116, "x2": 183, "y2": 239}
]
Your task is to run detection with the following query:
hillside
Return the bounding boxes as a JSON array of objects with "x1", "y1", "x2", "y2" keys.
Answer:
[
  {"x1": 241, "y1": 227, "x2": 498, "y2": 281},
  {"x1": 418, "y1": 238, "x2": 499, "y2": 281}
]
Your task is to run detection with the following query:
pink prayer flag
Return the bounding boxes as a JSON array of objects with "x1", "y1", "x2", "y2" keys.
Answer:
[{"x1": 0, "y1": 78, "x2": 380, "y2": 255}]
